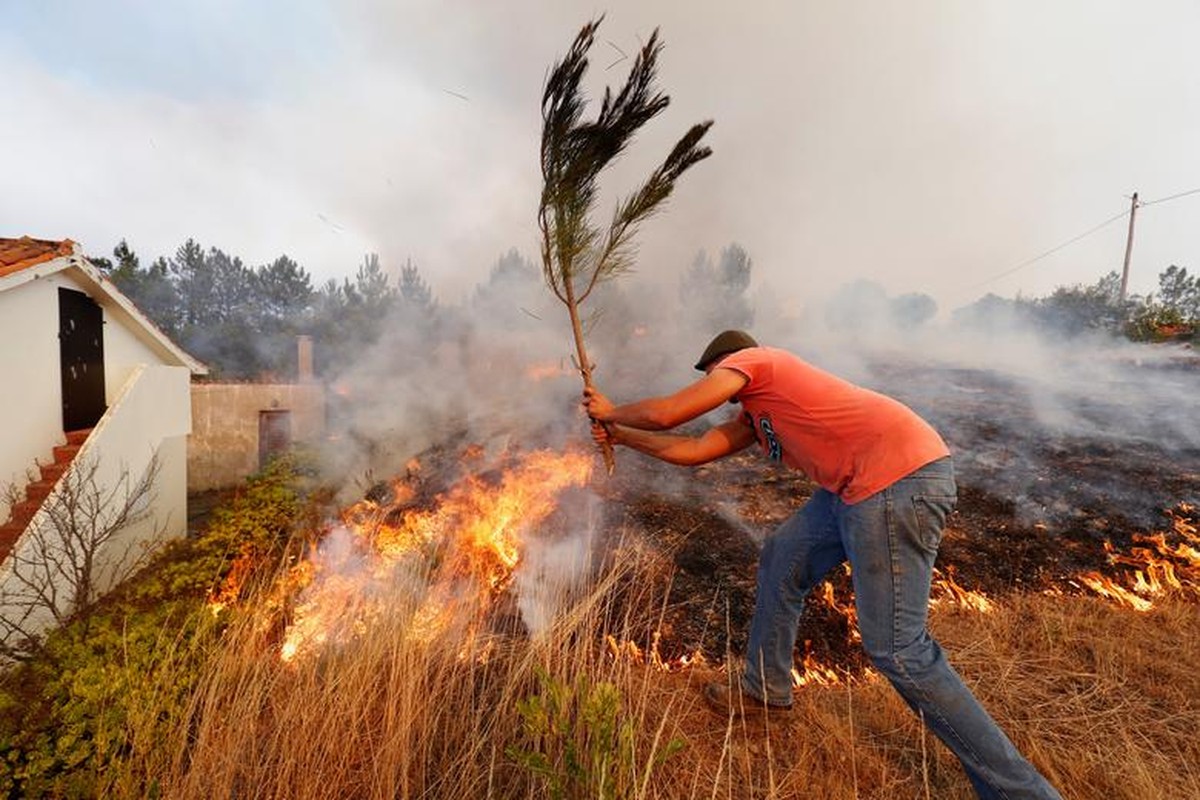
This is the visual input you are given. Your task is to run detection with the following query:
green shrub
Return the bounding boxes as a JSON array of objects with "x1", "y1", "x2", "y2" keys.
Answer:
[
  {"x1": 0, "y1": 457, "x2": 308, "y2": 798},
  {"x1": 507, "y1": 667, "x2": 684, "y2": 800},
  {"x1": 1125, "y1": 302, "x2": 1196, "y2": 342}
]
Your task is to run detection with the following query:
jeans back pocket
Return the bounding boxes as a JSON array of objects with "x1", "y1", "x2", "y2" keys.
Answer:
[{"x1": 909, "y1": 493, "x2": 957, "y2": 553}]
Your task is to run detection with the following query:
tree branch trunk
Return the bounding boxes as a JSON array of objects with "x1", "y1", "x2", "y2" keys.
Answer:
[{"x1": 563, "y1": 276, "x2": 615, "y2": 475}]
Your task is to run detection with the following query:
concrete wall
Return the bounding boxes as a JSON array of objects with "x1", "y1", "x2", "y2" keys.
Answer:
[
  {"x1": 0, "y1": 364, "x2": 192, "y2": 643},
  {"x1": 188, "y1": 383, "x2": 326, "y2": 491},
  {"x1": 99, "y1": 289, "x2": 165, "y2": 404},
  {"x1": 0, "y1": 269, "x2": 183, "y2": 519},
  {"x1": 0, "y1": 275, "x2": 62, "y2": 520}
]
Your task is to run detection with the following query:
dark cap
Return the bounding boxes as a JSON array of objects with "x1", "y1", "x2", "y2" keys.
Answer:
[{"x1": 694, "y1": 330, "x2": 758, "y2": 371}]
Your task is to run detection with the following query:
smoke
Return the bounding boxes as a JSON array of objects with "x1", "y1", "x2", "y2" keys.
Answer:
[
  {"x1": 270, "y1": 2, "x2": 1200, "y2": 556},
  {"x1": 11, "y1": 2, "x2": 1200, "y2": 309},
  {"x1": 313, "y1": 252, "x2": 589, "y2": 492},
  {"x1": 513, "y1": 491, "x2": 602, "y2": 635},
  {"x1": 764, "y1": 289, "x2": 1200, "y2": 527},
  {"x1": 310, "y1": 201, "x2": 1197, "y2": 552}
]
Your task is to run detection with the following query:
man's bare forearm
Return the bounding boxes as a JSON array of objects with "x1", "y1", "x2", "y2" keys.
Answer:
[
  {"x1": 604, "y1": 397, "x2": 677, "y2": 430},
  {"x1": 610, "y1": 425, "x2": 707, "y2": 465},
  {"x1": 608, "y1": 419, "x2": 754, "y2": 466},
  {"x1": 586, "y1": 370, "x2": 748, "y2": 432}
]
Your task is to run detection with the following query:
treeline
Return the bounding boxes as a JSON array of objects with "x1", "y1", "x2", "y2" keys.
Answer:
[
  {"x1": 90, "y1": 238, "x2": 763, "y2": 380},
  {"x1": 91, "y1": 240, "x2": 443, "y2": 379},
  {"x1": 956, "y1": 266, "x2": 1200, "y2": 341},
  {"x1": 91, "y1": 235, "x2": 1195, "y2": 381}
]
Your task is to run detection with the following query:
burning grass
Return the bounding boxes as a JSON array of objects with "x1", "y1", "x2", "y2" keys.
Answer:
[
  {"x1": 152, "y1": 556, "x2": 1200, "y2": 799},
  {"x1": 5, "y1": 445, "x2": 1199, "y2": 798},
  {"x1": 1072, "y1": 504, "x2": 1200, "y2": 611},
  {"x1": 150, "y1": 446, "x2": 1199, "y2": 799},
  {"x1": 274, "y1": 449, "x2": 594, "y2": 662}
]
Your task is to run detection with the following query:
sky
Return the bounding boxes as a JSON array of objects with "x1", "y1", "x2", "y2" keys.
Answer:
[{"x1": 4, "y1": 0, "x2": 1200, "y2": 314}]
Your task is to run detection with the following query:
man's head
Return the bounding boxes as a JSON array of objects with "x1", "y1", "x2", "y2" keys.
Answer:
[{"x1": 694, "y1": 330, "x2": 758, "y2": 372}]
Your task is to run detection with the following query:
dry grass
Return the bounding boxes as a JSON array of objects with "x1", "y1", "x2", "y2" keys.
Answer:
[{"x1": 115, "y1": 554, "x2": 1199, "y2": 800}]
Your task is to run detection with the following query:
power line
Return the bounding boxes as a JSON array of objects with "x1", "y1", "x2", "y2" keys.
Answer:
[
  {"x1": 969, "y1": 208, "x2": 1130, "y2": 289},
  {"x1": 963, "y1": 184, "x2": 1200, "y2": 294},
  {"x1": 1139, "y1": 186, "x2": 1200, "y2": 207}
]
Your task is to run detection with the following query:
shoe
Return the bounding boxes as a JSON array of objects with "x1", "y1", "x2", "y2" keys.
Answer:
[{"x1": 703, "y1": 682, "x2": 792, "y2": 717}]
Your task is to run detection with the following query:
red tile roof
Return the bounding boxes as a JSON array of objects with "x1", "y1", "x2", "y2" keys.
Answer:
[{"x1": 0, "y1": 236, "x2": 77, "y2": 278}]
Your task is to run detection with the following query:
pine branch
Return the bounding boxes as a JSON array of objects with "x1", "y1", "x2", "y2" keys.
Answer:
[{"x1": 538, "y1": 18, "x2": 713, "y2": 474}]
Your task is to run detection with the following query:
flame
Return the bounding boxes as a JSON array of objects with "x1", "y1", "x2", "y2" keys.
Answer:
[
  {"x1": 791, "y1": 651, "x2": 843, "y2": 687},
  {"x1": 1073, "y1": 505, "x2": 1200, "y2": 611},
  {"x1": 524, "y1": 361, "x2": 571, "y2": 382},
  {"x1": 817, "y1": 577, "x2": 862, "y2": 641},
  {"x1": 605, "y1": 633, "x2": 707, "y2": 672},
  {"x1": 280, "y1": 449, "x2": 593, "y2": 662},
  {"x1": 1074, "y1": 573, "x2": 1154, "y2": 612},
  {"x1": 605, "y1": 634, "x2": 863, "y2": 689},
  {"x1": 207, "y1": 546, "x2": 256, "y2": 617},
  {"x1": 931, "y1": 566, "x2": 995, "y2": 613}
]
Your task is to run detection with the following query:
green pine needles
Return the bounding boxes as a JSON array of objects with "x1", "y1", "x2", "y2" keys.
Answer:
[{"x1": 539, "y1": 17, "x2": 713, "y2": 473}]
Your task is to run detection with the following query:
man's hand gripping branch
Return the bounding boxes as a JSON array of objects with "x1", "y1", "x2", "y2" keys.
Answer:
[{"x1": 581, "y1": 370, "x2": 756, "y2": 467}]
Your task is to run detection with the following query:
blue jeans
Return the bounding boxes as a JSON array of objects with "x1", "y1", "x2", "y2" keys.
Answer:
[{"x1": 742, "y1": 457, "x2": 1060, "y2": 800}]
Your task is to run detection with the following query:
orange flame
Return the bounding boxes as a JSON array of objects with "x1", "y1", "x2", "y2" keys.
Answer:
[
  {"x1": 524, "y1": 361, "x2": 571, "y2": 382},
  {"x1": 1073, "y1": 505, "x2": 1200, "y2": 611},
  {"x1": 280, "y1": 449, "x2": 593, "y2": 662},
  {"x1": 207, "y1": 546, "x2": 256, "y2": 617},
  {"x1": 1074, "y1": 573, "x2": 1154, "y2": 612},
  {"x1": 931, "y1": 566, "x2": 995, "y2": 613},
  {"x1": 791, "y1": 651, "x2": 842, "y2": 687},
  {"x1": 605, "y1": 633, "x2": 707, "y2": 672},
  {"x1": 818, "y1": 577, "x2": 862, "y2": 641}
]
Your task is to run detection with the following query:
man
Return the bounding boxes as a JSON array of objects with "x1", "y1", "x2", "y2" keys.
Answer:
[{"x1": 584, "y1": 330, "x2": 1061, "y2": 800}]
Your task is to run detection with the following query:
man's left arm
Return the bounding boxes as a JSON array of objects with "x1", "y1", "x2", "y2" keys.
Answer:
[{"x1": 584, "y1": 368, "x2": 747, "y2": 431}]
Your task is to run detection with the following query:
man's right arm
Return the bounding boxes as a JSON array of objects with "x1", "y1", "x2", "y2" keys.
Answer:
[{"x1": 603, "y1": 417, "x2": 756, "y2": 466}]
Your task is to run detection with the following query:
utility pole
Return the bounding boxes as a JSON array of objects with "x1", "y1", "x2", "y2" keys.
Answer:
[{"x1": 1118, "y1": 191, "x2": 1139, "y2": 303}]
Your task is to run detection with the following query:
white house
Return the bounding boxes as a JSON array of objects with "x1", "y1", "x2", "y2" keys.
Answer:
[{"x1": 0, "y1": 236, "x2": 205, "y2": 647}]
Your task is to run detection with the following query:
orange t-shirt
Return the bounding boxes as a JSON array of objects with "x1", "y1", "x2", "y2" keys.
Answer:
[{"x1": 718, "y1": 347, "x2": 950, "y2": 504}]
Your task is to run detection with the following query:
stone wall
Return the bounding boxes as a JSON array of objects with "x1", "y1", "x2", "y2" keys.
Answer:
[{"x1": 188, "y1": 383, "x2": 325, "y2": 491}]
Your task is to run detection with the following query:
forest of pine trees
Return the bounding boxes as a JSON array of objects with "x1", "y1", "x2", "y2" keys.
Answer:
[{"x1": 90, "y1": 236, "x2": 1195, "y2": 382}]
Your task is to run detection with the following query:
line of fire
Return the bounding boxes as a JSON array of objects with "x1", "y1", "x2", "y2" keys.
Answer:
[{"x1": 205, "y1": 367, "x2": 1199, "y2": 688}]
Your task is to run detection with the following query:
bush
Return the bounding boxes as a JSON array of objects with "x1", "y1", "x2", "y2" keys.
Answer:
[
  {"x1": 0, "y1": 458, "x2": 307, "y2": 798},
  {"x1": 1125, "y1": 303, "x2": 1196, "y2": 342},
  {"x1": 508, "y1": 667, "x2": 684, "y2": 800}
]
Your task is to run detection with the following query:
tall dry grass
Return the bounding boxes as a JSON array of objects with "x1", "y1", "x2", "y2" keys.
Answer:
[{"x1": 110, "y1": 545, "x2": 1199, "y2": 800}]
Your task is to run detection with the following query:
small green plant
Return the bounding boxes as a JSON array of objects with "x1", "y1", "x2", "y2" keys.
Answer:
[{"x1": 507, "y1": 666, "x2": 684, "y2": 800}]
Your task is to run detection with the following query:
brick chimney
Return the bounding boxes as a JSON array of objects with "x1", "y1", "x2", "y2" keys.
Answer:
[{"x1": 297, "y1": 335, "x2": 315, "y2": 383}]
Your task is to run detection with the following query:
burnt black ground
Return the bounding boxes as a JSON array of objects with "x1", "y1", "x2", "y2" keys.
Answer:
[
  {"x1": 340, "y1": 348, "x2": 1200, "y2": 674},
  {"x1": 587, "y1": 438, "x2": 1197, "y2": 670}
]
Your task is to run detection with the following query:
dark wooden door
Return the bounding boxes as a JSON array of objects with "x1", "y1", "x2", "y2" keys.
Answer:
[
  {"x1": 258, "y1": 410, "x2": 292, "y2": 468},
  {"x1": 58, "y1": 288, "x2": 107, "y2": 431}
]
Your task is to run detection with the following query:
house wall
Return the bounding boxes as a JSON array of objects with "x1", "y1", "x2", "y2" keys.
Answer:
[
  {"x1": 80, "y1": 365, "x2": 191, "y2": 588},
  {"x1": 0, "y1": 364, "x2": 192, "y2": 642},
  {"x1": 98, "y1": 293, "x2": 164, "y2": 403},
  {"x1": 188, "y1": 383, "x2": 326, "y2": 491},
  {"x1": 0, "y1": 278, "x2": 65, "y2": 520},
  {"x1": 0, "y1": 270, "x2": 177, "y2": 519},
  {"x1": 0, "y1": 255, "x2": 200, "y2": 652}
]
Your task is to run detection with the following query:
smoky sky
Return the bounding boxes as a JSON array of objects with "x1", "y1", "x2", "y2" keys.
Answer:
[{"x1": 4, "y1": 1, "x2": 1200, "y2": 313}]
